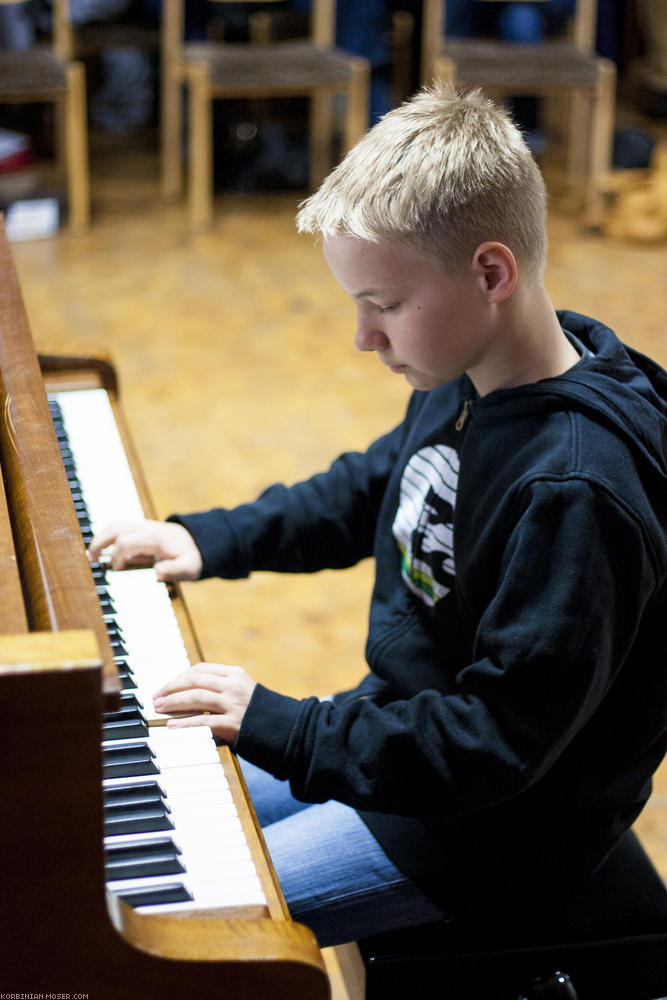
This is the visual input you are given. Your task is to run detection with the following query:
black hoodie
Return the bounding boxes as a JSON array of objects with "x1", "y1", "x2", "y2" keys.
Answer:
[{"x1": 173, "y1": 311, "x2": 667, "y2": 917}]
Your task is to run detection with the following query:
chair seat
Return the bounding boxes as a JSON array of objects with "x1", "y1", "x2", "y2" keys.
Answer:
[
  {"x1": 440, "y1": 40, "x2": 600, "y2": 89},
  {"x1": 359, "y1": 830, "x2": 667, "y2": 1000},
  {"x1": 183, "y1": 39, "x2": 362, "y2": 94},
  {"x1": 0, "y1": 48, "x2": 67, "y2": 97}
]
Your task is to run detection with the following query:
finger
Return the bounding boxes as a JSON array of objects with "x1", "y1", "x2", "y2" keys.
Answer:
[
  {"x1": 153, "y1": 686, "x2": 225, "y2": 716},
  {"x1": 154, "y1": 663, "x2": 233, "y2": 699},
  {"x1": 88, "y1": 520, "x2": 138, "y2": 562},
  {"x1": 166, "y1": 714, "x2": 217, "y2": 730},
  {"x1": 109, "y1": 532, "x2": 159, "y2": 570},
  {"x1": 154, "y1": 554, "x2": 199, "y2": 583}
]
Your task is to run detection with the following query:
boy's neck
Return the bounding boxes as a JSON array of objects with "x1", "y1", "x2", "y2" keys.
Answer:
[{"x1": 468, "y1": 283, "x2": 579, "y2": 397}]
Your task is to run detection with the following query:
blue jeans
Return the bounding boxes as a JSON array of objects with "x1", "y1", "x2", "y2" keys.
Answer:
[{"x1": 240, "y1": 758, "x2": 447, "y2": 947}]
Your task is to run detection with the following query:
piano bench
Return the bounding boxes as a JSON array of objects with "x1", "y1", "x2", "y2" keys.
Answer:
[{"x1": 358, "y1": 829, "x2": 667, "y2": 1000}]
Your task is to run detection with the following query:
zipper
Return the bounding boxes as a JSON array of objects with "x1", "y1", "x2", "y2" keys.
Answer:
[{"x1": 455, "y1": 398, "x2": 473, "y2": 431}]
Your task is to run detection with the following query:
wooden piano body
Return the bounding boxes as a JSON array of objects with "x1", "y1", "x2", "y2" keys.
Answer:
[{"x1": 0, "y1": 220, "x2": 329, "y2": 999}]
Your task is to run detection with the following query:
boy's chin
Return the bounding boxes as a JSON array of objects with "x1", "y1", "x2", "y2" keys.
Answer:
[{"x1": 403, "y1": 370, "x2": 448, "y2": 391}]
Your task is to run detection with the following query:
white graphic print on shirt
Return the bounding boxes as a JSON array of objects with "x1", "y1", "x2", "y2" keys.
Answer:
[{"x1": 392, "y1": 445, "x2": 459, "y2": 606}]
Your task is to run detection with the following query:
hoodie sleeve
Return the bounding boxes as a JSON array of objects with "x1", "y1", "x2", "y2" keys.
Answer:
[
  {"x1": 168, "y1": 422, "x2": 405, "y2": 579},
  {"x1": 234, "y1": 473, "x2": 664, "y2": 818}
]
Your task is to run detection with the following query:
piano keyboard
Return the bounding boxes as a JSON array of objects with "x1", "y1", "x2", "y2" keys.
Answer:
[
  {"x1": 49, "y1": 388, "x2": 267, "y2": 916},
  {"x1": 51, "y1": 387, "x2": 188, "y2": 720}
]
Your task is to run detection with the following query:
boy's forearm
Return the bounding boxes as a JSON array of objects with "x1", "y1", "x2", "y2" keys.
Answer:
[{"x1": 169, "y1": 428, "x2": 405, "y2": 579}]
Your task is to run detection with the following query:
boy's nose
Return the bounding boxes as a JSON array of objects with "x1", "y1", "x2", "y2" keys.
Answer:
[{"x1": 355, "y1": 316, "x2": 390, "y2": 353}]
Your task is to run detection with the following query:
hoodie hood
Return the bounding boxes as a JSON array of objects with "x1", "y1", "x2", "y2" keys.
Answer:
[{"x1": 524, "y1": 310, "x2": 667, "y2": 485}]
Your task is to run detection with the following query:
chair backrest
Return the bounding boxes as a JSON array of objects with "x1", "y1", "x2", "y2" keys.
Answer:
[
  {"x1": 422, "y1": 0, "x2": 599, "y2": 84},
  {"x1": 192, "y1": 0, "x2": 336, "y2": 47}
]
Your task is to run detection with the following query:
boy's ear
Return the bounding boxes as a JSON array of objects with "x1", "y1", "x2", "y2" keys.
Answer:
[{"x1": 471, "y1": 242, "x2": 518, "y2": 303}]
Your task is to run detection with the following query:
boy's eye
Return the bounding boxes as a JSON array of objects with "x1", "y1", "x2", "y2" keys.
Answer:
[{"x1": 379, "y1": 303, "x2": 399, "y2": 314}]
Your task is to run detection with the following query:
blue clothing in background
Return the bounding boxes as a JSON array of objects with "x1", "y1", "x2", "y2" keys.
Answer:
[
  {"x1": 290, "y1": 0, "x2": 392, "y2": 121},
  {"x1": 445, "y1": 0, "x2": 575, "y2": 40}
]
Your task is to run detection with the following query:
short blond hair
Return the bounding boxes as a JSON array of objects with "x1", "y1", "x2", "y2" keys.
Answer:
[{"x1": 297, "y1": 85, "x2": 548, "y2": 274}]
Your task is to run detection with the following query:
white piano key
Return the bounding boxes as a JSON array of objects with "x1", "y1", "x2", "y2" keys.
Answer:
[
  {"x1": 104, "y1": 761, "x2": 230, "y2": 796},
  {"x1": 54, "y1": 388, "x2": 145, "y2": 529},
  {"x1": 109, "y1": 870, "x2": 266, "y2": 906},
  {"x1": 108, "y1": 859, "x2": 261, "y2": 892}
]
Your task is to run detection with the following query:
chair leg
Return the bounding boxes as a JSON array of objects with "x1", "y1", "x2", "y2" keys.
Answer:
[
  {"x1": 584, "y1": 57, "x2": 616, "y2": 228},
  {"x1": 567, "y1": 89, "x2": 590, "y2": 183},
  {"x1": 64, "y1": 61, "x2": 90, "y2": 233},
  {"x1": 187, "y1": 62, "x2": 213, "y2": 230},
  {"x1": 162, "y1": 69, "x2": 184, "y2": 201},
  {"x1": 432, "y1": 54, "x2": 457, "y2": 89},
  {"x1": 310, "y1": 88, "x2": 333, "y2": 190},
  {"x1": 161, "y1": 0, "x2": 185, "y2": 201},
  {"x1": 421, "y1": 0, "x2": 445, "y2": 86},
  {"x1": 342, "y1": 58, "x2": 371, "y2": 156}
]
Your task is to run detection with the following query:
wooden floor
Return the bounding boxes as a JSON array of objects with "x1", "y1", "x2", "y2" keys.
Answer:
[{"x1": 7, "y1": 120, "x2": 666, "y2": 986}]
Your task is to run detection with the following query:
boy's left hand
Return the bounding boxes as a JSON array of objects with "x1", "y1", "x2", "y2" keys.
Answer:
[{"x1": 153, "y1": 662, "x2": 256, "y2": 743}]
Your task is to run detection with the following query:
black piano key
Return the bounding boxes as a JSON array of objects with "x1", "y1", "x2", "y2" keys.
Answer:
[
  {"x1": 118, "y1": 691, "x2": 144, "y2": 710},
  {"x1": 106, "y1": 835, "x2": 179, "y2": 859},
  {"x1": 106, "y1": 857, "x2": 185, "y2": 882},
  {"x1": 115, "y1": 883, "x2": 194, "y2": 907},
  {"x1": 104, "y1": 779, "x2": 165, "y2": 806},
  {"x1": 104, "y1": 759, "x2": 159, "y2": 779},
  {"x1": 114, "y1": 662, "x2": 136, "y2": 686},
  {"x1": 103, "y1": 742, "x2": 158, "y2": 778},
  {"x1": 103, "y1": 705, "x2": 146, "y2": 724},
  {"x1": 104, "y1": 841, "x2": 185, "y2": 882},
  {"x1": 102, "y1": 719, "x2": 150, "y2": 741},
  {"x1": 103, "y1": 740, "x2": 155, "y2": 758},
  {"x1": 104, "y1": 807, "x2": 175, "y2": 836}
]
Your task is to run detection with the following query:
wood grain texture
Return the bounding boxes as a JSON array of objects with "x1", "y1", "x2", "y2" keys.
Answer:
[{"x1": 0, "y1": 464, "x2": 27, "y2": 634}]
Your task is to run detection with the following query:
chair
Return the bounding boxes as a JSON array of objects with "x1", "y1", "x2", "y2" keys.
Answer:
[
  {"x1": 421, "y1": 0, "x2": 616, "y2": 227},
  {"x1": 358, "y1": 829, "x2": 667, "y2": 1000},
  {"x1": 161, "y1": 0, "x2": 370, "y2": 229},
  {"x1": 0, "y1": 0, "x2": 90, "y2": 232}
]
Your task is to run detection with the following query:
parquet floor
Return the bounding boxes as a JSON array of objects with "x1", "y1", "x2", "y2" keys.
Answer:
[{"x1": 8, "y1": 121, "x2": 666, "y2": 979}]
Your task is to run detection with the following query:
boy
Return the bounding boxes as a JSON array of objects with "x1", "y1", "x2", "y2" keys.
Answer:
[{"x1": 89, "y1": 86, "x2": 667, "y2": 947}]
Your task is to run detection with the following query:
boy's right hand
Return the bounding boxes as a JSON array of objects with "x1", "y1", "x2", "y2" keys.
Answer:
[{"x1": 88, "y1": 519, "x2": 204, "y2": 582}]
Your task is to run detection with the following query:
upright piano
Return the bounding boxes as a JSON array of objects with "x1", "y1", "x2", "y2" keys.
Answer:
[{"x1": 0, "y1": 219, "x2": 329, "y2": 999}]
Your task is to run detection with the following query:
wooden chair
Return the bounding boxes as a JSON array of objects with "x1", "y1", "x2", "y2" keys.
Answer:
[
  {"x1": 0, "y1": 0, "x2": 90, "y2": 232},
  {"x1": 421, "y1": 0, "x2": 616, "y2": 227},
  {"x1": 161, "y1": 0, "x2": 370, "y2": 230}
]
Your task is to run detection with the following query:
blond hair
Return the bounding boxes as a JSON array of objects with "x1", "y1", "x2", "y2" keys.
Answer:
[{"x1": 297, "y1": 85, "x2": 548, "y2": 274}]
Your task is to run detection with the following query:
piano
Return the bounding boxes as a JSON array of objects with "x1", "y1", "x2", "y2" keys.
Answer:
[{"x1": 0, "y1": 218, "x2": 330, "y2": 999}]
